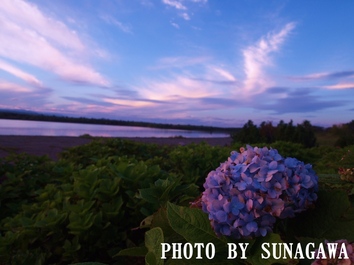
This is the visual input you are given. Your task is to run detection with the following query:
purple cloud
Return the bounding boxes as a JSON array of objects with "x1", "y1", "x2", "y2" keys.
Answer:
[
  {"x1": 255, "y1": 89, "x2": 347, "y2": 114},
  {"x1": 62, "y1": 97, "x2": 118, "y2": 107},
  {"x1": 0, "y1": 81, "x2": 53, "y2": 109},
  {"x1": 289, "y1": 70, "x2": 354, "y2": 81}
]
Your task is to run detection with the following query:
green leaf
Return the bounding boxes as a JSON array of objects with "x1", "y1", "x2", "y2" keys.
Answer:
[
  {"x1": 286, "y1": 189, "x2": 354, "y2": 240},
  {"x1": 145, "y1": 227, "x2": 164, "y2": 265},
  {"x1": 114, "y1": 246, "x2": 148, "y2": 257},
  {"x1": 167, "y1": 202, "x2": 227, "y2": 249},
  {"x1": 70, "y1": 262, "x2": 107, "y2": 265},
  {"x1": 151, "y1": 207, "x2": 176, "y2": 238},
  {"x1": 247, "y1": 233, "x2": 289, "y2": 265},
  {"x1": 139, "y1": 187, "x2": 162, "y2": 204}
]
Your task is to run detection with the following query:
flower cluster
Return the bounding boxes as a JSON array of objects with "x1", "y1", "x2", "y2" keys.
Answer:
[
  {"x1": 339, "y1": 167, "x2": 354, "y2": 183},
  {"x1": 201, "y1": 145, "x2": 318, "y2": 239},
  {"x1": 311, "y1": 239, "x2": 354, "y2": 265},
  {"x1": 339, "y1": 149, "x2": 354, "y2": 183}
]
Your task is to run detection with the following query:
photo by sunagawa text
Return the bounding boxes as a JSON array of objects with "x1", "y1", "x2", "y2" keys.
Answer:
[{"x1": 160, "y1": 242, "x2": 349, "y2": 260}]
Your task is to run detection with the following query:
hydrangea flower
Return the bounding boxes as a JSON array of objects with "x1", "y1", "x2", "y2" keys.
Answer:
[{"x1": 201, "y1": 145, "x2": 318, "y2": 239}]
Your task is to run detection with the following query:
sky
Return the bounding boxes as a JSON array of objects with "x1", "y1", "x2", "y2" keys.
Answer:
[{"x1": 0, "y1": 0, "x2": 354, "y2": 128}]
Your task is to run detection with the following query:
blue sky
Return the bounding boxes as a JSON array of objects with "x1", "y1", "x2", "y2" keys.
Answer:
[{"x1": 0, "y1": 0, "x2": 353, "y2": 127}]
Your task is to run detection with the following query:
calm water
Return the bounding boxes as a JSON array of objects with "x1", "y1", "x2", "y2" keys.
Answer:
[{"x1": 0, "y1": 119, "x2": 229, "y2": 138}]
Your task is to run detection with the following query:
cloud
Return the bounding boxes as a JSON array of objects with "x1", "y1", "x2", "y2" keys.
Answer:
[
  {"x1": 137, "y1": 57, "x2": 239, "y2": 114},
  {"x1": 0, "y1": 80, "x2": 32, "y2": 93},
  {"x1": 188, "y1": 65, "x2": 238, "y2": 86},
  {"x1": 152, "y1": 56, "x2": 210, "y2": 69},
  {"x1": 63, "y1": 96, "x2": 117, "y2": 107},
  {"x1": 103, "y1": 98, "x2": 159, "y2": 108},
  {"x1": 242, "y1": 22, "x2": 296, "y2": 94},
  {"x1": 162, "y1": 0, "x2": 187, "y2": 10},
  {"x1": 0, "y1": 0, "x2": 109, "y2": 87},
  {"x1": 255, "y1": 88, "x2": 346, "y2": 114},
  {"x1": 101, "y1": 15, "x2": 132, "y2": 34},
  {"x1": 191, "y1": 78, "x2": 237, "y2": 86},
  {"x1": 266, "y1": 87, "x2": 288, "y2": 94},
  {"x1": 162, "y1": 0, "x2": 207, "y2": 21},
  {"x1": 180, "y1": 12, "x2": 190, "y2": 20},
  {"x1": 171, "y1": 22, "x2": 180, "y2": 28},
  {"x1": 286, "y1": 70, "x2": 354, "y2": 90},
  {"x1": 151, "y1": 57, "x2": 237, "y2": 85},
  {"x1": 199, "y1": 97, "x2": 240, "y2": 108},
  {"x1": 0, "y1": 0, "x2": 84, "y2": 51},
  {"x1": 323, "y1": 83, "x2": 354, "y2": 90},
  {"x1": 210, "y1": 67, "x2": 237, "y2": 82},
  {"x1": 139, "y1": 75, "x2": 219, "y2": 101},
  {"x1": 289, "y1": 71, "x2": 354, "y2": 81},
  {"x1": 0, "y1": 59, "x2": 42, "y2": 87},
  {"x1": 0, "y1": 80, "x2": 53, "y2": 109}
]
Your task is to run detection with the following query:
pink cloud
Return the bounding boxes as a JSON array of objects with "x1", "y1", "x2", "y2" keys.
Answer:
[
  {"x1": 0, "y1": 81, "x2": 32, "y2": 92},
  {"x1": 0, "y1": 0, "x2": 109, "y2": 87},
  {"x1": 242, "y1": 22, "x2": 296, "y2": 94},
  {"x1": 0, "y1": 59, "x2": 42, "y2": 87},
  {"x1": 0, "y1": 0, "x2": 84, "y2": 51},
  {"x1": 323, "y1": 83, "x2": 354, "y2": 90}
]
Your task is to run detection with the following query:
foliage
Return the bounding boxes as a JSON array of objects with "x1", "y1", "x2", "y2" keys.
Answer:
[
  {"x1": 167, "y1": 143, "x2": 229, "y2": 188},
  {"x1": 120, "y1": 202, "x2": 290, "y2": 265},
  {"x1": 338, "y1": 147, "x2": 354, "y2": 183},
  {"x1": 232, "y1": 120, "x2": 260, "y2": 144},
  {"x1": 59, "y1": 138, "x2": 173, "y2": 168},
  {"x1": 0, "y1": 153, "x2": 198, "y2": 264},
  {"x1": 0, "y1": 153, "x2": 62, "y2": 220},
  {"x1": 331, "y1": 120, "x2": 354, "y2": 147},
  {"x1": 1, "y1": 138, "x2": 354, "y2": 264}
]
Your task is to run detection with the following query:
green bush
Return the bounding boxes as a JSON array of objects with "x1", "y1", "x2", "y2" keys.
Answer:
[
  {"x1": 59, "y1": 138, "x2": 172, "y2": 168},
  {"x1": 167, "y1": 142, "x2": 229, "y2": 188},
  {"x1": 0, "y1": 154, "x2": 198, "y2": 264},
  {"x1": 0, "y1": 154, "x2": 62, "y2": 220},
  {"x1": 2, "y1": 139, "x2": 354, "y2": 264}
]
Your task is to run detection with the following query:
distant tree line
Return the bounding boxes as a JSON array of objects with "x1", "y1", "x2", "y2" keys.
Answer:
[
  {"x1": 328, "y1": 120, "x2": 354, "y2": 147},
  {"x1": 231, "y1": 120, "x2": 318, "y2": 148},
  {"x1": 0, "y1": 110, "x2": 238, "y2": 134}
]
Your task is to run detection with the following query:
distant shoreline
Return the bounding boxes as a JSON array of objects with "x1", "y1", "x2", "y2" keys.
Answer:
[
  {"x1": 0, "y1": 135, "x2": 233, "y2": 160},
  {"x1": 0, "y1": 111, "x2": 239, "y2": 134}
]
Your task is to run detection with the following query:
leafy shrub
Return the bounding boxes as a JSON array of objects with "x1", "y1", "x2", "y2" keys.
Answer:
[
  {"x1": 2, "y1": 139, "x2": 354, "y2": 264},
  {"x1": 0, "y1": 154, "x2": 62, "y2": 220},
  {"x1": 167, "y1": 142, "x2": 229, "y2": 188},
  {"x1": 59, "y1": 138, "x2": 172, "y2": 168},
  {"x1": 312, "y1": 145, "x2": 354, "y2": 174},
  {"x1": 0, "y1": 155, "x2": 198, "y2": 264}
]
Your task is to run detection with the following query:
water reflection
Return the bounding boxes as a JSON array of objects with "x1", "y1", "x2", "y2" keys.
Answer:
[{"x1": 0, "y1": 119, "x2": 229, "y2": 138}]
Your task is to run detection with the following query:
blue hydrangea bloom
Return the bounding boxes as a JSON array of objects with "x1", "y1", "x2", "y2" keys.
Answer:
[{"x1": 201, "y1": 145, "x2": 318, "y2": 239}]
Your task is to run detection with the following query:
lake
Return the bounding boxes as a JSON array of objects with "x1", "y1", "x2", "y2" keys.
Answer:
[{"x1": 0, "y1": 119, "x2": 230, "y2": 138}]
